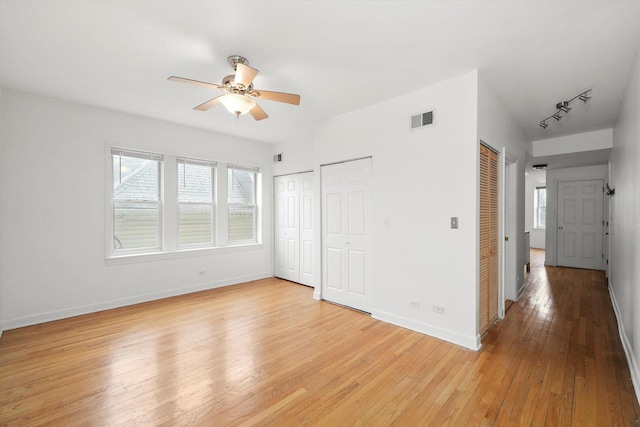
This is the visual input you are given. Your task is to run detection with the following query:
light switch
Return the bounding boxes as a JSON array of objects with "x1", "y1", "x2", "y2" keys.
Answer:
[{"x1": 451, "y1": 217, "x2": 458, "y2": 229}]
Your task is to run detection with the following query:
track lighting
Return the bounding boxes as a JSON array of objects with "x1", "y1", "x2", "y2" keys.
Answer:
[{"x1": 539, "y1": 89, "x2": 591, "y2": 129}]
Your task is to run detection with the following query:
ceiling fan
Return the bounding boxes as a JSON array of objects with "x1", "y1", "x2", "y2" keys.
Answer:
[{"x1": 168, "y1": 55, "x2": 300, "y2": 121}]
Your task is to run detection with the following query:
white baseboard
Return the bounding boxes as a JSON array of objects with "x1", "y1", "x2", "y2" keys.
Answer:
[
  {"x1": 313, "y1": 290, "x2": 321, "y2": 300},
  {"x1": 371, "y1": 309, "x2": 482, "y2": 351},
  {"x1": 608, "y1": 282, "x2": 640, "y2": 406},
  {"x1": 2, "y1": 272, "x2": 272, "y2": 331}
]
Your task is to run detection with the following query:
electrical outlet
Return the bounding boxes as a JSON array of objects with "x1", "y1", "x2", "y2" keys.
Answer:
[
  {"x1": 409, "y1": 301, "x2": 420, "y2": 309},
  {"x1": 199, "y1": 270, "x2": 206, "y2": 276},
  {"x1": 432, "y1": 305, "x2": 445, "y2": 314}
]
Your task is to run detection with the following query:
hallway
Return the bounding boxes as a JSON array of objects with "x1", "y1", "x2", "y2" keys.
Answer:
[{"x1": 483, "y1": 248, "x2": 640, "y2": 424}]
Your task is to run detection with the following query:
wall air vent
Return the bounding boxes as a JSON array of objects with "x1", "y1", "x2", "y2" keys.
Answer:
[{"x1": 410, "y1": 110, "x2": 435, "y2": 131}]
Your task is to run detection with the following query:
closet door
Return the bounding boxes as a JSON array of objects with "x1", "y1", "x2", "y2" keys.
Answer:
[
  {"x1": 479, "y1": 145, "x2": 499, "y2": 335},
  {"x1": 299, "y1": 173, "x2": 314, "y2": 286},
  {"x1": 321, "y1": 158, "x2": 372, "y2": 312},
  {"x1": 274, "y1": 175, "x2": 300, "y2": 282},
  {"x1": 274, "y1": 172, "x2": 315, "y2": 285}
]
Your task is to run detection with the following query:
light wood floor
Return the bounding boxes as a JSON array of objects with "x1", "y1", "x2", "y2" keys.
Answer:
[{"x1": 1, "y1": 249, "x2": 639, "y2": 425}]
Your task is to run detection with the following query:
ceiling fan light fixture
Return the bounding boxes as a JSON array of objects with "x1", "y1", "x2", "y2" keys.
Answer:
[{"x1": 220, "y1": 94, "x2": 256, "y2": 117}]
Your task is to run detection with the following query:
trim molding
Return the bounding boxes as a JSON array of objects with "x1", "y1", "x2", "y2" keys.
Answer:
[
  {"x1": 2, "y1": 272, "x2": 272, "y2": 331},
  {"x1": 608, "y1": 282, "x2": 640, "y2": 405},
  {"x1": 371, "y1": 309, "x2": 482, "y2": 351}
]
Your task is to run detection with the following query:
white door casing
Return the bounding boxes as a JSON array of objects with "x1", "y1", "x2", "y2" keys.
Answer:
[
  {"x1": 557, "y1": 179, "x2": 604, "y2": 270},
  {"x1": 321, "y1": 158, "x2": 372, "y2": 312}
]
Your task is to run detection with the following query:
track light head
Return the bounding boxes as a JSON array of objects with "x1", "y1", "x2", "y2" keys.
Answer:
[
  {"x1": 539, "y1": 121, "x2": 548, "y2": 129},
  {"x1": 556, "y1": 101, "x2": 571, "y2": 113},
  {"x1": 552, "y1": 113, "x2": 562, "y2": 121},
  {"x1": 579, "y1": 94, "x2": 591, "y2": 103}
]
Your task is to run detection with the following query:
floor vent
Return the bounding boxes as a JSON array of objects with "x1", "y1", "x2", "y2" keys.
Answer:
[{"x1": 410, "y1": 110, "x2": 434, "y2": 130}]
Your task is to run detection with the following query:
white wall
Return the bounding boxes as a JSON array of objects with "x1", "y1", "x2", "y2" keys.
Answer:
[
  {"x1": 609, "y1": 47, "x2": 640, "y2": 403},
  {"x1": 314, "y1": 71, "x2": 481, "y2": 349},
  {"x1": 478, "y1": 74, "x2": 529, "y2": 300},
  {"x1": 533, "y1": 128, "x2": 613, "y2": 157},
  {"x1": 525, "y1": 173, "x2": 546, "y2": 249},
  {"x1": 271, "y1": 139, "x2": 314, "y2": 177},
  {"x1": 544, "y1": 164, "x2": 609, "y2": 266},
  {"x1": 0, "y1": 89, "x2": 273, "y2": 329},
  {"x1": 0, "y1": 87, "x2": 4, "y2": 338}
]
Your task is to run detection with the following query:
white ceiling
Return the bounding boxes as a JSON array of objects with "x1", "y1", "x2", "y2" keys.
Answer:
[{"x1": 2, "y1": 1, "x2": 640, "y2": 146}]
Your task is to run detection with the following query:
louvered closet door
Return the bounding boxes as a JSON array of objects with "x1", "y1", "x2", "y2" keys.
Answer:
[{"x1": 479, "y1": 145, "x2": 499, "y2": 335}]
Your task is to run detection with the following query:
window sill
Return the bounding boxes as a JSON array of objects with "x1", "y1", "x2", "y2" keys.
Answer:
[
  {"x1": 533, "y1": 227, "x2": 546, "y2": 231},
  {"x1": 106, "y1": 243, "x2": 264, "y2": 266}
]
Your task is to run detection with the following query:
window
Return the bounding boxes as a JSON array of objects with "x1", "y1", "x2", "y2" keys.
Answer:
[
  {"x1": 108, "y1": 146, "x2": 261, "y2": 259},
  {"x1": 177, "y1": 158, "x2": 216, "y2": 246},
  {"x1": 111, "y1": 149, "x2": 163, "y2": 253},
  {"x1": 228, "y1": 165, "x2": 258, "y2": 243},
  {"x1": 534, "y1": 186, "x2": 546, "y2": 229}
]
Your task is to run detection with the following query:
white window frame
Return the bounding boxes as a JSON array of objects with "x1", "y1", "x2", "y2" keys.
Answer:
[
  {"x1": 105, "y1": 144, "x2": 263, "y2": 262},
  {"x1": 227, "y1": 164, "x2": 259, "y2": 245},
  {"x1": 110, "y1": 148, "x2": 164, "y2": 256},
  {"x1": 534, "y1": 186, "x2": 546, "y2": 230},
  {"x1": 177, "y1": 157, "x2": 217, "y2": 248}
]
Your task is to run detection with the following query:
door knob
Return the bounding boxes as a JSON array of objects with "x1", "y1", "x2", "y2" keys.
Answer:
[{"x1": 559, "y1": 226, "x2": 564, "y2": 230}]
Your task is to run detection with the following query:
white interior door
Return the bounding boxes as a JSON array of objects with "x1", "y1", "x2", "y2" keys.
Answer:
[
  {"x1": 274, "y1": 175, "x2": 300, "y2": 282},
  {"x1": 321, "y1": 158, "x2": 371, "y2": 312},
  {"x1": 557, "y1": 179, "x2": 604, "y2": 270},
  {"x1": 274, "y1": 172, "x2": 315, "y2": 285},
  {"x1": 299, "y1": 173, "x2": 314, "y2": 286}
]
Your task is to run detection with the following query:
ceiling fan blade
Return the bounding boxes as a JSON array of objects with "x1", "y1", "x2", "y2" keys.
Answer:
[
  {"x1": 235, "y1": 63, "x2": 259, "y2": 88},
  {"x1": 194, "y1": 95, "x2": 225, "y2": 111},
  {"x1": 168, "y1": 76, "x2": 223, "y2": 91},
  {"x1": 249, "y1": 103, "x2": 269, "y2": 121},
  {"x1": 254, "y1": 90, "x2": 300, "y2": 105}
]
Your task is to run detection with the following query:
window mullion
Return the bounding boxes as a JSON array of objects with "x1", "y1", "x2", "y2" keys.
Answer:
[{"x1": 164, "y1": 154, "x2": 178, "y2": 251}]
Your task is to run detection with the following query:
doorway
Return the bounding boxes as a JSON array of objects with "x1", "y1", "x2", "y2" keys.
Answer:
[{"x1": 321, "y1": 158, "x2": 372, "y2": 313}]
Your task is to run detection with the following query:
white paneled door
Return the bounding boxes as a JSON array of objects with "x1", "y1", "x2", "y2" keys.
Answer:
[
  {"x1": 274, "y1": 172, "x2": 314, "y2": 286},
  {"x1": 321, "y1": 158, "x2": 371, "y2": 312},
  {"x1": 557, "y1": 179, "x2": 604, "y2": 270}
]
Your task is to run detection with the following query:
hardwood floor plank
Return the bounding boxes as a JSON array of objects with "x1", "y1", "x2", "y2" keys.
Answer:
[{"x1": 1, "y1": 252, "x2": 639, "y2": 425}]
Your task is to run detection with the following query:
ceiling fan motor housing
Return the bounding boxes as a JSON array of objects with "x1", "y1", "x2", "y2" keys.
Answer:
[{"x1": 227, "y1": 55, "x2": 249, "y2": 70}]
